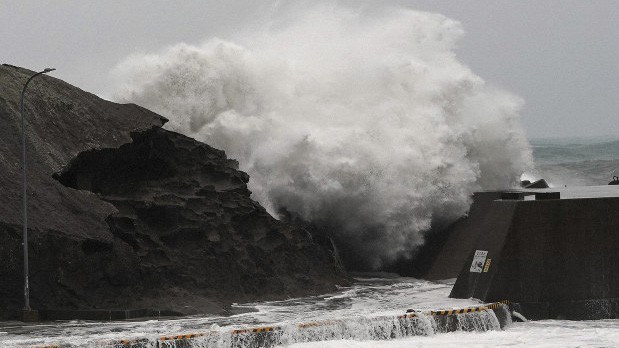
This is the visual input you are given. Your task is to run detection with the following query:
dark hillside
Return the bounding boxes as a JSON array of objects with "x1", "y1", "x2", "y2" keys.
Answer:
[{"x1": 0, "y1": 64, "x2": 348, "y2": 319}]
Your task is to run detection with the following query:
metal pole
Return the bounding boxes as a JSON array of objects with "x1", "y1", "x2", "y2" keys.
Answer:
[{"x1": 20, "y1": 68, "x2": 55, "y2": 311}]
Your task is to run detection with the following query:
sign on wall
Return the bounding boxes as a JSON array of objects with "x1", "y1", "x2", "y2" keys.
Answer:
[{"x1": 469, "y1": 250, "x2": 488, "y2": 273}]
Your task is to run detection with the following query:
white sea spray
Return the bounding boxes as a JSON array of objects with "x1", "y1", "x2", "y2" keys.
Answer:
[{"x1": 111, "y1": 4, "x2": 532, "y2": 269}]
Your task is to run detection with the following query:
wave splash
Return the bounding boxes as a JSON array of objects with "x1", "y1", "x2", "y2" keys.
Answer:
[
  {"x1": 157, "y1": 309, "x2": 505, "y2": 348},
  {"x1": 112, "y1": 4, "x2": 531, "y2": 269}
]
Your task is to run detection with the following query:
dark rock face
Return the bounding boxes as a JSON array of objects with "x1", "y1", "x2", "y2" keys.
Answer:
[{"x1": 0, "y1": 64, "x2": 348, "y2": 319}]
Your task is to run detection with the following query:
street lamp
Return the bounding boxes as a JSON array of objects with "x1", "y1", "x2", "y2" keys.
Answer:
[{"x1": 20, "y1": 68, "x2": 55, "y2": 313}]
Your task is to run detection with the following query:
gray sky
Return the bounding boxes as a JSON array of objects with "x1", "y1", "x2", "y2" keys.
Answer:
[{"x1": 1, "y1": 1, "x2": 617, "y2": 139}]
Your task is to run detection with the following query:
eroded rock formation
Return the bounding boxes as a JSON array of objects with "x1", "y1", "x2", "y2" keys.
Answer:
[{"x1": 0, "y1": 64, "x2": 348, "y2": 319}]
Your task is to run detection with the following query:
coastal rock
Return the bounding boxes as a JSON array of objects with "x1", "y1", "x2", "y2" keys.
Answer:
[
  {"x1": 524, "y1": 179, "x2": 549, "y2": 189},
  {"x1": 0, "y1": 64, "x2": 348, "y2": 319}
]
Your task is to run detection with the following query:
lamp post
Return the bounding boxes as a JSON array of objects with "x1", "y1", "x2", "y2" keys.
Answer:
[{"x1": 20, "y1": 68, "x2": 55, "y2": 313}]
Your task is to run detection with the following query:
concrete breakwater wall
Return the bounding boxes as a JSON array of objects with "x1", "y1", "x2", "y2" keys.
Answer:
[
  {"x1": 27, "y1": 302, "x2": 510, "y2": 348},
  {"x1": 446, "y1": 187, "x2": 619, "y2": 320}
]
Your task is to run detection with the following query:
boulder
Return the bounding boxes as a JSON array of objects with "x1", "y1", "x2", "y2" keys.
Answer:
[{"x1": 524, "y1": 179, "x2": 549, "y2": 189}]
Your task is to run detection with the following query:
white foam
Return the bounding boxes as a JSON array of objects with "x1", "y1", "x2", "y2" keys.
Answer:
[
  {"x1": 111, "y1": 3, "x2": 532, "y2": 269},
  {"x1": 2, "y1": 278, "x2": 615, "y2": 347},
  {"x1": 282, "y1": 320, "x2": 619, "y2": 348},
  {"x1": 0, "y1": 278, "x2": 477, "y2": 347}
]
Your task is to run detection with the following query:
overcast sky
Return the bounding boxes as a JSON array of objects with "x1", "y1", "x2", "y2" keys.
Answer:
[{"x1": 1, "y1": 1, "x2": 617, "y2": 139}]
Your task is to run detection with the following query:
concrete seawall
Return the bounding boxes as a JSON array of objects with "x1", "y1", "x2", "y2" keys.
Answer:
[{"x1": 447, "y1": 187, "x2": 619, "y2": 320}]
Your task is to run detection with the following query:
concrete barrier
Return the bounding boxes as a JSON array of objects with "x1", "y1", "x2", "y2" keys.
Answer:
[
  {"x1": 424, "y1": 192, "x2": 505, "y2": 280},
  {"x1": 448, "y1": 189, "x2": 619, "y2": 320}
]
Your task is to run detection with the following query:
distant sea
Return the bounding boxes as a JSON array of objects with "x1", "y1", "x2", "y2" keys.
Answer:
[{"x1": 527, "y1": 136, "x2": 619, "y2": 187}]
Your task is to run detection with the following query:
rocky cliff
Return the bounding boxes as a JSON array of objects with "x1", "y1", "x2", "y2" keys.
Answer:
[{"x1": 0, "y1": 64, "x2": 348, "y2": 319}]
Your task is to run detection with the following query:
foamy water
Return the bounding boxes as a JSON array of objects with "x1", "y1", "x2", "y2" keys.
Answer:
[
  {"x1": 0, "y1": 277, "x2": 484, "y2": 347},
  {"x1": 1, "y1": 277, "x2": 616, "y2": 347},
  {"x1": 285, "y1": 320, "x2": 619, "y2": 348}
]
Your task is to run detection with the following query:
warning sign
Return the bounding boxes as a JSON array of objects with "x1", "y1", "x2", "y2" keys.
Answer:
[
  {"x1": 469, "y1": 250, "x2": 488, "y2": 273},
  {"x1": 483, "y1": 258, "x2": 492, "y2": 272}
]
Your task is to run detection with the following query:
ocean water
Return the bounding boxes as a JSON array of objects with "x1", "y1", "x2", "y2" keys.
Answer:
[{"x1": 526, "y1": 136, "x2": 619, "y2": 187}]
